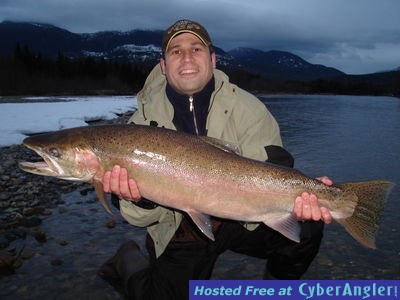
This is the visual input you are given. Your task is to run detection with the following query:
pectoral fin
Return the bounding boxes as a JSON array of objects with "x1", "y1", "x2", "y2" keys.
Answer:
[
  {"x1": 187, "y1": 210, "x2": 215, "y2": 241},
  {"x1": 263, "y1": 214, "x2": 301, "y2": 243},
  {"x1": 92, "y1": 180, "x2": 113, "y2": 215}
]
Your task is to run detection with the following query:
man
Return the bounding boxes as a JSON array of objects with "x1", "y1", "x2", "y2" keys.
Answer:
[{"x1": 99, "y1": 19, "x2": 332, "y2": 299}]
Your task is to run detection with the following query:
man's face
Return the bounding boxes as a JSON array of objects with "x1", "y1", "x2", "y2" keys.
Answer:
[{"x1": 160, "y1": 33, "x2": 216, "y2": 96}]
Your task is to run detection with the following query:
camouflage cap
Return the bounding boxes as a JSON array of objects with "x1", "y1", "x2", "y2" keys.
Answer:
[{"x1": 162, "y1": 19, "x2": 212, "y2": 53}]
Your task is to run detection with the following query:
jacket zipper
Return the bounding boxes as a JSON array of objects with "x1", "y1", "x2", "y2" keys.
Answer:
[{"x1": 189, "y1": 96, "x2": 199, "y2": 135}]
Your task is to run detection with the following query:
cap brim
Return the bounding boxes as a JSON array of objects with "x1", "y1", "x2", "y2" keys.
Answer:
[{"x1": 164, "y1": 30, "x2": 210, "y2": 52}]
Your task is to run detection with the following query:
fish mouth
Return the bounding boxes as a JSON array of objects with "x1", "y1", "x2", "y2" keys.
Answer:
[
  {"x1": 19, "y1": 143, "x2": 69, "y2": 178},
  {"x1": 19, "y1": 156, "x2": 82, "y2": 180},
  {"x1": 19, "y1": 143, "x2": 92, "y2": 181},
  {"x1": 18, "y1": 160, "x2": 60, "y2": 176}
]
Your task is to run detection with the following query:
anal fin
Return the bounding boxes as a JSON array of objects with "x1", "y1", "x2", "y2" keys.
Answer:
[{"x1": 263, "y1": 213, "x2": 301, "y2": 243}]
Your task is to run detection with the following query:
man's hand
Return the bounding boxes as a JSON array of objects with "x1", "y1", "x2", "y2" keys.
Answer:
[
  {"x1": 293, "y1": 176, "x2": 333, "y2": 224},
  {"x1": 103, "y1": 165, "x2": 142, "y2": 202}
]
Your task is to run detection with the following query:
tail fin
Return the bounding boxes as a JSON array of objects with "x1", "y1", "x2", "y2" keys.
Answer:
[{"x1": 335, "y1": 180, "x2": 395, "y2": 249}]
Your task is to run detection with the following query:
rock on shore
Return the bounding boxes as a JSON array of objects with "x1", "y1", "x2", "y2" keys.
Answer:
[{"x1": 0, "y1": 112, "x2": 133, "y2": 276}]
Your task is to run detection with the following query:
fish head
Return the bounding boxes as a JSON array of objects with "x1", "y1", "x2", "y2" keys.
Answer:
[{"x1": 19, "y1": 129, "x2": 101, "y2": 182}]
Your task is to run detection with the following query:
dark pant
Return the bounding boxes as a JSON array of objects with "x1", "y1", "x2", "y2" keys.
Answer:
[{"x1": 125, "y1": 219, "x2": 324, "y2": 300}]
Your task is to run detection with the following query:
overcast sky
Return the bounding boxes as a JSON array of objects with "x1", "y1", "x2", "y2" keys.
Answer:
[{"x1": 1, "y1": 0, "x2": 399, "y2": 74}]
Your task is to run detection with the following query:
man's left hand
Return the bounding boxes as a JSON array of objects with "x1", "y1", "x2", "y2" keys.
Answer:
[{"x1": 293, "y1": 176, "x2": 333, "y2": 224}]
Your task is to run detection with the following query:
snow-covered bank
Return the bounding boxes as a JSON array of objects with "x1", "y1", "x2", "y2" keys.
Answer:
[{"x1": 0, "y1": 96, "x2": 137, "y2": 147}]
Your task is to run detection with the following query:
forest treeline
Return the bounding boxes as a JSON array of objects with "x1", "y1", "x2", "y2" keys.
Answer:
[
  {"x1": 1, "y1": 43, "x2": 399, "y2": 97},
  {"x1": 0, "y1": 43, "x2": 151, "y2": 95}
]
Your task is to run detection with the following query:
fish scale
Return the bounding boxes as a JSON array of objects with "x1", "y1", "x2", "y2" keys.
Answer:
[{"x1": 19, "y1": 124, "x2": 395, "y2": 248}]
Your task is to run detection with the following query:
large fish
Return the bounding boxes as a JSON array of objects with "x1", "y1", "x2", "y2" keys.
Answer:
[{"x1": 18, "y1": 124, "x2": 394, "y2": 248}]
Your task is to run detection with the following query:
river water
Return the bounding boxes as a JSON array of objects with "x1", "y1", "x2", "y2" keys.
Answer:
[
  {"x1": 259, "y1": 94, "x2": 400, "y2": 279},
  {"x1": 0, "y1": 94, "x2": 399, "y2": 299}
]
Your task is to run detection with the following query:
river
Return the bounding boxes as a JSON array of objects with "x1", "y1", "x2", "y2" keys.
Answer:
[
  {"x1": 258, "y1": 94, "x2": 399, "y2": 279},
  {"x1": 0, "y1": 94, "x2": 399, "y2": 299}
]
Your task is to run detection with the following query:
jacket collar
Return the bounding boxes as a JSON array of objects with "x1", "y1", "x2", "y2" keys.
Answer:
[
  {"x1": 166, "y1": 77, "x2": 215, "y2": 135},
  {"x1": 136, "y1": 64, "x2": 238, "y2": 138}
]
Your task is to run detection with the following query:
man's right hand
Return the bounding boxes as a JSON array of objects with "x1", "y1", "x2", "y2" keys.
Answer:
[{"x1": 103, "y1": 165, "x2": 142, "y2": 202}]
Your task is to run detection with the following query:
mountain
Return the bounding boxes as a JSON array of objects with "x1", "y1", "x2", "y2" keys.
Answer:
[
  {"x1": 1, "y1": 21, "x2": 346, "y2": 81},
  {"x1": 0, "y1": 21, "x2": 164, "y2": 64},
  {"x1": 228, "y1": 48, "x2": 344, "y2": 80},
  {"x1": 376, "y1": 66, "x2": 400, "y2": 73},
  {"x1": 0, "y1": 21, "x2": 82, "y2": 56}
]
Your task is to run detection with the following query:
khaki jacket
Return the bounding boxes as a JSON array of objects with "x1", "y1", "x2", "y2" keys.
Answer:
[{"x1": 120, "y1": 64, "x2": 283, "y2": 257}]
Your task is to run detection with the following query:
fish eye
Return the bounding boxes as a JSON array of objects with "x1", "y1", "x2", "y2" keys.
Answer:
[{"x1": 49, "y1": 147, "x2": 60, "y2": 157}]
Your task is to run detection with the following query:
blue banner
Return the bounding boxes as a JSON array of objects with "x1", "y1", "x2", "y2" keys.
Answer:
[{"x1": 189, "y1": 280, "x2": 399, "y2": 300}]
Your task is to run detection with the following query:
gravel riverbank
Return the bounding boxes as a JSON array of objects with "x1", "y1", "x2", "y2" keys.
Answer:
[{"x1": 0, "y1": 114, "x2": 132, "y2": 274}]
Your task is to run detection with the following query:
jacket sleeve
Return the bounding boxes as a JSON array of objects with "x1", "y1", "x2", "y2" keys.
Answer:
[
  {"x1": 119, "y1": 199, "x2": 165, "y2": 227},
  {"x1": 128, "y1": 104, "x2": 148, "y2": 125},
  {"x1": 235, "y1": 96, "x2": 282, "y2": 160},
  {"x1": 239, "y1": 105, "x2": 294, "y2": 167}
]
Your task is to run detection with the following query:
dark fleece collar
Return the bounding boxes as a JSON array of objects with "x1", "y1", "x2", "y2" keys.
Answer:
[{"x1": 166, "y1": 77, "x2": 215, "y2": 135}]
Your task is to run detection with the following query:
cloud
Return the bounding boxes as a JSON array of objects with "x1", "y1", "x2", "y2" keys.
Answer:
[{"x1": 0, "y1": 0, "x2": 399, "y2": 74}]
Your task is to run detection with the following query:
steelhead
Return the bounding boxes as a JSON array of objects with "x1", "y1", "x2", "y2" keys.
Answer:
[{"x1": 19, "y1": 124, "x2": 394, "y2": 248}]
